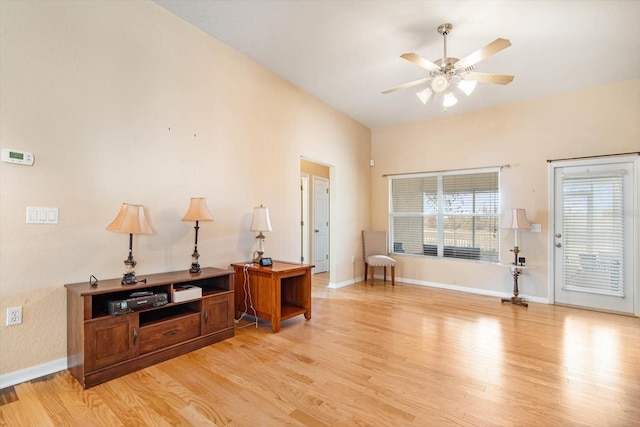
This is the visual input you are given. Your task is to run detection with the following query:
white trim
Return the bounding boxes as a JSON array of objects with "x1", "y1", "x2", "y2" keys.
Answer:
[
  {"x1": 340, "y1": 276, "x2": 548, "y2": 304},
  {"x1": 328, "y1": 276, "x2": 363, "y2": 289},
  {"x1": 634, "y1": 157, "x2": 640, "y2": 316},
  {"x1": 548, "y1": 163, "x2": 556, "y2": 305},
  {"x1": 395, "y1": 277, "x2": 549, "y2": 303},
  {"x1": 0, "y1": 357, "x2": 67, "y2": 389},
  {"x1": 300, "y1": 173, "x2": 309, "y2": 264}
]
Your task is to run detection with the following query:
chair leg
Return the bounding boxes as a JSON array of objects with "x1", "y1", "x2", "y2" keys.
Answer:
[
  {"x1": 364, "y1": 263, "x2": 368, "y2": 283},
  {"x1": 391, "y1": 266, "x2": 395, "y2": 286},
  {"x1": 383, "y1": 266, "x2": 387, "y2": 282},
  {"x1": 369, "y1": 266, "x2": 374, "y2": 286}
]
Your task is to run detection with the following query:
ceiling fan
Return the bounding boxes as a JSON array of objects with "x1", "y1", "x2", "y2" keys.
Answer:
[{"x1": 383, "y1": 23, "x2": 514, "y2": 110}]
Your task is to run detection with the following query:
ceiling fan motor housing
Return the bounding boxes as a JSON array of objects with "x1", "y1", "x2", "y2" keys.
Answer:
[{"x1": 430, "y1": 75, "x2": 449, "y2": 92}]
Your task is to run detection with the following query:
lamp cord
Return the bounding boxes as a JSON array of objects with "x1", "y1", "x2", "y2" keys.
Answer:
[{"x1": 235, "y1": 264, "x2": 258, "y2": 329}]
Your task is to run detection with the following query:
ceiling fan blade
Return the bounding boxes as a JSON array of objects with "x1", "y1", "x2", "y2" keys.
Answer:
[
  {"x1": 465, "y1": 72, "x2": 514, "y2": 85},
  {"x1": 455, "y1": 38, "x2": 511, "y2": 69},
  {"x1": 400, "y1": 53, "x2": 441, "y2": 72},
  {"x1": 382, "y1": 77, "x2": 429, "y2": 94}
]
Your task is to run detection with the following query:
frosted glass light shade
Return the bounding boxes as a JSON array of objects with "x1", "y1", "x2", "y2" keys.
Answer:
[
  {"x1": 182, "y1": 197, "x2": 214, "y2": 222},
  {"x1": 250, "y1": 205, "x2": 272, "y2": 232},
  {"x1": 106, "y1": 203, "x2": 153, "y2": 234},
  {"x1": 416, "y1": 88, "x2": 433, "y2": 104},
  {"x1": 458, "y1": 79, "x2": 477, "y2": 96},
  {"x1": 443, "y1": 92, "x2": 458, "y2": 107},
  {"x1": 510, "y1": 208, "x2": 531, "y2": 229}
]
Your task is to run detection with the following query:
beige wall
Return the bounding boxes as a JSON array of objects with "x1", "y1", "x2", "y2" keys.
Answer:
[
  {"x1": 372, "y1": 79, "x2": 640, "y2": 300},
  {"x1": 0, "y1": 0, "x2": 371, "y2": 377}
]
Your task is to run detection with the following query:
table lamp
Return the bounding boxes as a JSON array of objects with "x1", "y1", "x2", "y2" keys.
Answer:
[
  {"x1": 508, "y1": 208, "x2": 530, "y2": 265},
  {"x1": 106, "y1": 203, "x2": 153, "y2": 285},
  {"x1": 182, "y1": 197, "x2": 214, "y2": 273},
  {"x1": 250, "y1": 205, "x2": 272, "y2": 263}
]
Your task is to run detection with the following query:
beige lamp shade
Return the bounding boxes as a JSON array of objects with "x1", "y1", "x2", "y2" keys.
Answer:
[
  {"x1": 250, "y1": 205, "x2": 272, "y2": 232},
  {"x1": 106, "y1": 203, "x2": 153, "y2": 234},
  {"x1": 509, "y1": 208, "x2": 531, "y2": 229},
  {"x1": 182, "y1": 197, "x2": 214, "y2": 222}
]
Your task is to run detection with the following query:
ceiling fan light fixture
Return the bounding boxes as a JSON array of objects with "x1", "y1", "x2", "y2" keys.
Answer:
[
  {"x1": 416, "y1": 88, "x2": 433, "y2": 104},
  {"x1": 458, "y1": 79, "x2": 477, "y2": 96},
  {"x1": 430, "y1": 75, "x2": 449, "y2": 93},
  {"x1": 383, "y1": 23, "x2": 513, "y2": 113},
  {"x1": 443, "y1": 92, "x2": 458, "y2": 107}
]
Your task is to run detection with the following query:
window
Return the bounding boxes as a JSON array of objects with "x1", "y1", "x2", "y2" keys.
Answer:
[{"x1": 389, "y1": 168, "x2": 500, "y2": 262}]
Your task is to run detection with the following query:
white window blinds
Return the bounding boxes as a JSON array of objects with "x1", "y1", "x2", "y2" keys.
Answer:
[
  {"x1": 389, "y1": 169, "x2": 499, "y2": 262},
  {"x1": 562, "y1": 172, "x2": 625, "y2": 296}
]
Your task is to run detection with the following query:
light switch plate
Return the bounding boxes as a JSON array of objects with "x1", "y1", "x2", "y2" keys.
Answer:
[
  {"x1": 26, "y1": 207, "x2": 58, "y2": 224},
  {"x1": 531, "y1": 224, "x2": 541, "y2": 232}
]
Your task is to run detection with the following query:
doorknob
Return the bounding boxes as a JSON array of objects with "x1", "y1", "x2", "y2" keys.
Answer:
[
  {"x1": 315, "y1": 229, "x2": 319, "y2": 232},
  {"x1": 555, "y1": 243, "x2": 562, "y2": 248}
]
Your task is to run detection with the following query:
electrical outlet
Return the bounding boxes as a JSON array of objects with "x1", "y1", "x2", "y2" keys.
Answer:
[
  {"x1": 6, "y1": 307, "x2": 22, "y2": 326},
  {"x1": 351, "y1": 255, "x2": 355, "y2": 263}
]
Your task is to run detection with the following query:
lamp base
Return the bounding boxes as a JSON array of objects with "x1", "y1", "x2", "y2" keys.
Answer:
[
  {"x1": 121, "y1": 272, "x2": 139, "y2": 286},
  {"x1": 189, "y1": 263, "x2": 201, "y2": 274},
  {"x1": 253, "y1": 251, "x2": 264, "y2": 264},
  {"x1": 501, "y1": 296, "x2": 529, "y2": 307},
  {"x1": 501, "y1": 264, "x2": 528, "y2": 307},
  {"x1": 121, "y1": 255, "x2": 139, "y2": 285}
]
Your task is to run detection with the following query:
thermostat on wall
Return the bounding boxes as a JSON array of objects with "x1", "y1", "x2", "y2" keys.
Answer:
[{"x1": 2, "y1": 148, "x2": 34, "y2": 166}]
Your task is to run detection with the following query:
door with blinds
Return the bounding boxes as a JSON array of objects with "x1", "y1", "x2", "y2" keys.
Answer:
[{"x1": 552, "y1": 157, "x2": 637, "y2": 314}]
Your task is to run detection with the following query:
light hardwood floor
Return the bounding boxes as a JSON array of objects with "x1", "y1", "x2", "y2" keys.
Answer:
[{"x1": 2, "y1": 274, "x2": 639, "y2": 426}]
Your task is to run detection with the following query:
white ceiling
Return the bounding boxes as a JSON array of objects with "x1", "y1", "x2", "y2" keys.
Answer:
[{"x1": 154, "y1": 0, "x2": 640, "y2": 129}]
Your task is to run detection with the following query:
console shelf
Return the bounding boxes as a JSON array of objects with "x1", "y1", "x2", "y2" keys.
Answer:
[{"x1": 65, "y1": 267, "x2": 234, "y2": 388}]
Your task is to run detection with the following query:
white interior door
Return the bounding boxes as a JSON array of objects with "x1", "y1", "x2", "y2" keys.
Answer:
[
  {"x1": 552, "y1": 157, "x2": 637, "y2": 314},
  {"x1": 313, "y1": 176, "x2": 329, "y2": 273},
  {"x1": 300, "y1": 174, "x2": 309, "y2": 264}
]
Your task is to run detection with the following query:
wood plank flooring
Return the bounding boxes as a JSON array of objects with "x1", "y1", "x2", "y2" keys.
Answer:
[{"x1": 2, "y1": 274, "x2": 639, "y2": 426}]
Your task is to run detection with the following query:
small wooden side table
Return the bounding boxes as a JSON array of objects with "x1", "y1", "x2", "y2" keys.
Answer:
[
  {"x1": 231, "y1": 261, "x2": 314, "y2": 332},
  {"x1": 500, "y1": 264, "x2": 533, "y2": 307}
]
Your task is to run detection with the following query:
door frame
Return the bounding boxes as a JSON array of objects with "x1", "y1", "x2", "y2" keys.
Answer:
[
  {"x1": 300, "y1": 173, "x2": 310, "y2": 264},
  {"x1": 300, "y1": 156, "x2": 334, "y2": 283},
  {"x1": 548, "y1": 155, "x2": 639, "y2": 315}
]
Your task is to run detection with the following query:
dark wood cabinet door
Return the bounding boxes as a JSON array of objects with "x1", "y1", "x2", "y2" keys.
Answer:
[{"x1": 85, "y1": 314, "x2": 138, "y2": 371}]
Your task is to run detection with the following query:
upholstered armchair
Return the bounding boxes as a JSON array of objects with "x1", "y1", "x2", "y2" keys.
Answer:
[{"x1": 362, "y1": 230, "x2": 396, "y2": 286}]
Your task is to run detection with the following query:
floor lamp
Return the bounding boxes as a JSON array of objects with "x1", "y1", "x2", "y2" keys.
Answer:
[{"x1": 502, "y1": 208, "x2": 531, "y2": 307}]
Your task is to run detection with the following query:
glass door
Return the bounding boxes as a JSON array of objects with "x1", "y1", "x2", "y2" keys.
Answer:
[{"x1": 551, "y1": 157, "x2": 637, "y2": 314}]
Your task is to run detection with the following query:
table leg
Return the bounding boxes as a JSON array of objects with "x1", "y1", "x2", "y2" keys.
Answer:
[
  {"x1": 304, "y1": 271, "x2": 311, "y2": 320},
  {"x1": 271, "y1": 319, "x2": 280, "y2": 333}
]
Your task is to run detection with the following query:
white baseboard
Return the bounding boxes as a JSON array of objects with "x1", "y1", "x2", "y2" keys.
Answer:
[
  {"x1": 0, "y1": 357, "x2": 67, "y2": 389},
  {"x1": 395, "y1": 276, "x2": 549, "y2": 304},
  {"x1": 350, "y1": 273, "x2": 549, "y2": 304},
  {"x1": 328, "y1": 276, "x2": 363, "y2": 289}
]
